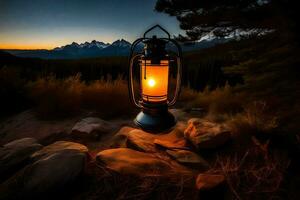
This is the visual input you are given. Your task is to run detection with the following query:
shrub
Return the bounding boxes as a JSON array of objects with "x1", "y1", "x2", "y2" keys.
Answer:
[
  {"x1": 209, "y1": 143, "x2": 289, "y2": 200},
  {"x1": 82, "y1": 75, "x2": 134, "y2": 118},
  {"x1": 27, "y1": 74, "x2": 84, "y2": 118}
]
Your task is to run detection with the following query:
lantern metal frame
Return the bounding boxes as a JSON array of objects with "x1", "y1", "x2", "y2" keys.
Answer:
[{"x1": 128, "y1": 24, "x2": 182, "y2": 133}]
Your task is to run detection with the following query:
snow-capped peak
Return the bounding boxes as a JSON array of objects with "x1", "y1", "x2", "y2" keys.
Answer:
[
  {"x1": 88, "y1": 40, "x2": 109, "y2": 49},
  {"x1": 53, "y1": 39, "x2": 131, "y2": 51},
  {"x1": 79, "y1": 42, "x2": 90, "y2": 48},
  {"x1": 78, "y1": 40, "x2": 109, "y2": 49},
  {"x1": 70, "y1": 42, "x2": 80, "y2": 47},
  {"x1": 54, "y1": 42, "x2": 80, "y2": 51},
  {"x1": 54, "y1": 40, "x2": 110, "y2": 51},
  {"x1": 111, "y1": 39, "x2": 131, "y2": 47}
]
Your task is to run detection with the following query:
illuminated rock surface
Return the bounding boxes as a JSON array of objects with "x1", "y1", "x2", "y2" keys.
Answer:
[
  {"x1": 184, "y1": 118, "x2": 231, "y2": 149},
  {"x1": 96, "y1": 148, "x2": 193, "y2": 177},
  {"x1": 166, "y1": 149, "x2": 210, "y2": 169},
  {"x1": 196, "y1": 174, "x2": 225, "y2": 190},
  {"x1": 113, "y1": 128, "x2": 157, "y2": 152},
  {"x1": 113, "y1": 126, "x2": 189, "y2": 152},
  {"x1": 31, "y1": 141, "x2": 88, "y2": 161}
]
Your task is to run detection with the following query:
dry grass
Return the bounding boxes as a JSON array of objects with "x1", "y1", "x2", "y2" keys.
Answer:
[
  {"x1": 209, "y1": 142, "x2": 290, "y2": 200},
  {"x1": 228, "y1": 101, "x2": 278, "y2": 137},
  {"x1": 82, "y1": 75, "x2": 133, "y2": 118},
  {"x1": 70, "y1": 160, "x2": 198, "y2": 200},
  {"x1": 27, "y1": 74, "x2": 135, "y2": 119},
  {"x1": 180, "y1": 83, "x2": 245, "y2": 115}
]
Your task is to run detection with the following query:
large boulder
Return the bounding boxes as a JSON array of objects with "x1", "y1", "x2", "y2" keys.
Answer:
[
  {"x1": 184, "y1": 118, "x2": 231, "y2": 149},
  {"x1": 0, "y1": 150, "x2": 86, "y2": 199},
  {"x1": 96, "y1": 148, "x2": 192, "y2": 177},
  {"x1": 71, "y1": 117, "x2": 117, "y2": 139},
  {"x1": 118, "y1": 129, "x2": 157, "y2": 152},
  {"x1": 0, "y1": 138, "x2": 42, "y2": 181},
  {"x1": 166, "y1": 149, "x2": 209, "y2": 169},
  {"x1": 31, "y1": 141, "x2": 88, "y2": 161}
]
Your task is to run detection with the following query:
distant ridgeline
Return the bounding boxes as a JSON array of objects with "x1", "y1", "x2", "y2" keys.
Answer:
[
  {"x1": 0, "y1": 37, "x2": 243, "y2": 91},
  {"x1": 4, "y1": 38, "x2": 228, "y2": 59}
]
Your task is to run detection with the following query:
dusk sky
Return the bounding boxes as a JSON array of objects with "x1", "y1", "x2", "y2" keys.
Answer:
[{"x1": 0, "y1": 0, "x2": 182, "y2": 49}]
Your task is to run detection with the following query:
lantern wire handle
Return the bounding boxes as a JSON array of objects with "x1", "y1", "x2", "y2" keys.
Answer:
[
  {"x1": 144, "y1": 59, "x2": 147, "y2": 80},
  {"x1": 129, "y1": 37, "x2": 145, "y2": 109},
  {"x1": 129, "y1": 54, "x2": 143, "y2": 109},
  {"x1": 143, "y1": 24, "x2": 171, "y2": 39}
]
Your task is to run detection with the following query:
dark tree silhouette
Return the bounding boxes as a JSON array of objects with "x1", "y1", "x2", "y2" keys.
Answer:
[{"x1": 155, "y1": 0, "x2": 299, "y2": 41}]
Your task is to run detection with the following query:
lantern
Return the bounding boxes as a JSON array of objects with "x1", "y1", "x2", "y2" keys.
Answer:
[{"x1": 129, "y1": 25, "x2": 182, "y2": 132}]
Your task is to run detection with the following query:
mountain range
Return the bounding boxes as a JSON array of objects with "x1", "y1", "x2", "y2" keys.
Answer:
[{"x1": 4, "y1": 38, "x2": 228, "y2": 60}]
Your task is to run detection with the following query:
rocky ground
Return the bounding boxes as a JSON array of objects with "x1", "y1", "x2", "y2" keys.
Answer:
[{"x1": 0, "y1": 109, "x2": 268, "y2": 199}]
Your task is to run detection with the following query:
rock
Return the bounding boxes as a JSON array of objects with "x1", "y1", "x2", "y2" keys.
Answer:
[
  {"x1": 109, "y1": 126, "x2": 135, "y2": 148},
  {"x1": 96, "y1": 148, "x2": 192, "y2": 177},
  {"x1": 0, "y1": 138, "x2": 42, "y2": 181},
  {"x1": 154, "y1": 138, "x2": 188, "y2": 150},
  {"x1": 114, "y1": 128, "x2": 157, "y2": 152},
  {"x1": 166, "y1": 149, "x2": 209, "y2": 169},
  {"x1": 184, "y1": 118, "x2": 231, "y2": 149},
  {"x1": 196, "y1": 174, "x2": 225, "y2": 190},
  {"x1": 71, "y1": 117, "x2": 117, "y2": 139},
  {"x1": 153, "y1": 126, "x2": 189, "y2": 150},
  {"x1": 113, "y1": 127, "x2": 190, "y2": 153},
  {"x1": 0, "y1": 150, "x2": 86, "y2": 199},
  {"x1": 31, "y1": 141, "x2": 88, "y2": 161}
]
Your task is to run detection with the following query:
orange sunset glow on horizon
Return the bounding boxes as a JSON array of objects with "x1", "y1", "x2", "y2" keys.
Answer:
[
  {"x1": 0, "y1": 33, "x2": 126, "y2": 50},
  {"x1": 0, "y1": 43, "x2": 55, "y2": 50}
]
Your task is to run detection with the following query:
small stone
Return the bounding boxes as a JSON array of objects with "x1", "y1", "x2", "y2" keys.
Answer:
[
  {"x1": 71, "y1": 117, "x2": 117, "y2": 139},
  {"x1": 196, "y1": 174, "x2": 225, "y2": 190}
]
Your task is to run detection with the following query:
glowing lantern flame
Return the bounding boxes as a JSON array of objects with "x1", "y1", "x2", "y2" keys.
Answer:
[{"x1": 148, "y1": 78, "x2": 156, "y2": 87}]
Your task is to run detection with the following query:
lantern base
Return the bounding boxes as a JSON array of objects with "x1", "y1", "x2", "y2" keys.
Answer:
[{"x1": 134, "y1": 109, "x2": 176, "y2": 133}]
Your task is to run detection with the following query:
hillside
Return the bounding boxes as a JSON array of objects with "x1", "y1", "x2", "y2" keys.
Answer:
[{"x1": 1, "y1": 32, "x2": 300, "y2": 199}]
